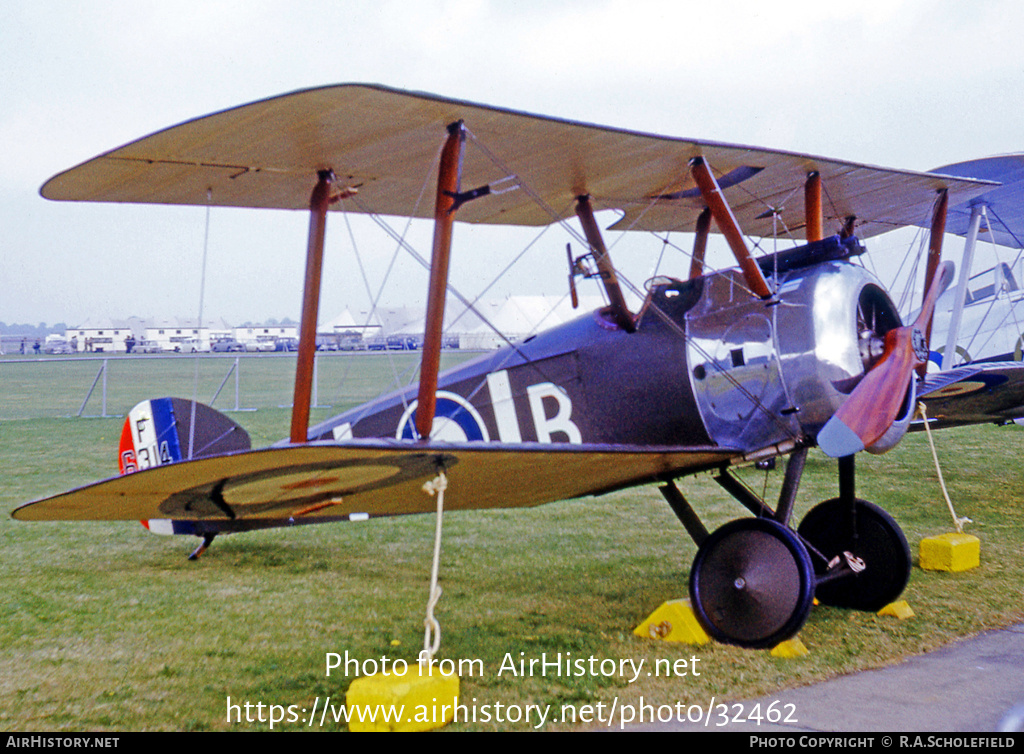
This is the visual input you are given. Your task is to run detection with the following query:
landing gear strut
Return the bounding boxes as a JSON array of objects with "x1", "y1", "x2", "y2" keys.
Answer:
[{"x1": 661, "y1": 450, "x2": 911, "y2": 648}]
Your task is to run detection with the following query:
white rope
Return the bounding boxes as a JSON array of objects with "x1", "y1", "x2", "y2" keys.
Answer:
[
  {"x1": 420, "y1": 471, "x2": 448, "y2": 666},
  {"x1": 917, "y1": 402, "x2": 971, "y2": 533}
]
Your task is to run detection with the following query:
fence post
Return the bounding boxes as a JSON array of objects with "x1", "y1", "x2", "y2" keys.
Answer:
[
  {"x1": 210, "y1": 356, "x2": 255, "y2": 412},
  {"x1": 77, "y1": 359, "x2": 110, "y2": 418}
]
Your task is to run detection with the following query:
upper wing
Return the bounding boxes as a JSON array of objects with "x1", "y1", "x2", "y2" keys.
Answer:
[
  {"x1": 916, "y1": 362, "x2": 1024, "y2": 428},
  {"x1": 11, "y1": 440, "x2": 737, "y2": 522},
  {"x1": 42, "y1": 83, "x2": 994, "y2": 240},
  {"x1": 927, "y1": 154, "x2": 1024, "y2": 248}
]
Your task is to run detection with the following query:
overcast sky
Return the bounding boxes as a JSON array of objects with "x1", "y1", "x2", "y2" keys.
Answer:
[{"x1": 3, "y1": 0, "x2": 1024, "y2": 327}]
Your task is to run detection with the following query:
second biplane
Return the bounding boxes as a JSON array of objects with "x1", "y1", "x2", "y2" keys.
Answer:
[
  {"x1": 15, "y1": 85, "x2": 1024, "y2": 649},
  {"x1": 911, "y1": 154, "x2": 1024, "y2": 370}
]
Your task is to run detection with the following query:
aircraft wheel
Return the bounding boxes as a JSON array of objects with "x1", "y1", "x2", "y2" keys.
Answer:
[
  {"x1": 689, "y1": 517, "x2": 815, "y2": 649},
  {"x1": 797, "y1": 498, "x2": 911, "y2": 612}
]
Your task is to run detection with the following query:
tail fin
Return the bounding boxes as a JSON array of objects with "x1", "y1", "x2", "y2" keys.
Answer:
[{"x1": 118, "y1": 397, "x2": 251, "y2": 474}]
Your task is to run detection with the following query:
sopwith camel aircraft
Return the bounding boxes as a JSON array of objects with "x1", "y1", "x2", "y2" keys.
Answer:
[{"x1": 15, "y1": 84, "x2": 1024, "y2": 649}]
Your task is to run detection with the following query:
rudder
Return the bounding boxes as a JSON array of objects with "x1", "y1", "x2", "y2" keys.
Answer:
[{"x1": 119, "y1": 397, "x2": 251, "y2": 474}]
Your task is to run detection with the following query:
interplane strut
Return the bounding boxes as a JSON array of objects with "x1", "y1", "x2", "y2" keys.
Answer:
[
  {"x1": 290, "y1": 170, "x2": 335, "y2": 443},
  {"x1": 689, "y1": 157, "x2": 773, "y2": 299},
  {"x1": 415, "y1": 121, "x2": 467, "y2": 440}
]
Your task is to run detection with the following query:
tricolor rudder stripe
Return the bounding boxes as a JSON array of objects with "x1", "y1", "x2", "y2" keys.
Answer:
[{"x1": 118, "y1": 398, "x2": 183, "y2": 474}]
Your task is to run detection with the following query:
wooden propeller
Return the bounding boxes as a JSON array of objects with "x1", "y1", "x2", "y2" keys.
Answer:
[{"x1": 817, "y1": 262, "x2": 954, "y2": 457}]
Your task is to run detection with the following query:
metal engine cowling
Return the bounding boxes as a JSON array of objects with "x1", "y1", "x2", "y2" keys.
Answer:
[{"x1": 685, "y1": 254, "x2": 902, "y2": 453}]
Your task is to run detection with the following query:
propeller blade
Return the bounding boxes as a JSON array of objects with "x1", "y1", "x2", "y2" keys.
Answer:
[{"x1": 818, "y1": 262, "x2": 954, "y2": 457}]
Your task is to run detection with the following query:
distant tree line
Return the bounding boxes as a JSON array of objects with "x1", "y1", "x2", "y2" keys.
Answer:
[
  {"x1": 0, "y1": 319, "x2": 295, "y2": 335},
  {"x1": 0, "y1": 322, "x2": 68, "y2": 337}
]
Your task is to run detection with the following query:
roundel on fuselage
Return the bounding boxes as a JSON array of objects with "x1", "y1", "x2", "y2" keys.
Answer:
[{"x1": 396, "y1": 391, "x2": 491, "y2": 442}]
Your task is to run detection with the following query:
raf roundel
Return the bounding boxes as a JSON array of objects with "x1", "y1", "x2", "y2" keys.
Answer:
[{"x1": 396, "y1": 391, "x2": 491, "y2": 442}]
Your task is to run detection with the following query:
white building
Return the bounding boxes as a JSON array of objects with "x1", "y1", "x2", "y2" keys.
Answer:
[
  {"x1": 142, "y1": 317, "x2": 232, "y2": 352},
  {"x1": 316, "y1": 295, "x2": 605, "y2": 351},
  {"x1": 233, "y1": 323, "x2": 299, "y2": 349},
  {"x1": 454, "y1": 295, "x2": 604, "y2": 349},
  {"x1": 68, "y1": 318, "x2": 146, "y2": 353},
  {"x1": 318, "y1": 309, "x2": 382, "y2": 349}
]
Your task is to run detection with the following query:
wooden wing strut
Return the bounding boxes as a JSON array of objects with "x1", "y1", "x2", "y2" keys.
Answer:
[
  {"x1": 690, "y1": 157, "x2": 772, "y2": 299},
  {"x1": 575, "y1": 196, "x2": 636, "y2": 332},
  {"x1": 805, "y1": 171, "x2": 823, "y2": 242},
  {"x1": 415, "y1": 122, "x2": 466, "y2": 440},
  {"x1": 689, "y1": 207, "x2": 712, "y2": 279},
  {"x1": 290, "y1": 171, "x2": 335, "y2": 443}
]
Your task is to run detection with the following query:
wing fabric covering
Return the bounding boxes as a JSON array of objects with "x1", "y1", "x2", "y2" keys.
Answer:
[
  {"x1": 916, "y1": 362, "x2": 1024, "y2": 428},
  {"x1": 927, "y1": 154, "x2": 1024, "y2": 248},
  {"x1": 42, "y1": 84, "x2": 993, "y2": 241},
  {"x1": 12, "y1": 442, "x2": 737, "y2": 522}
]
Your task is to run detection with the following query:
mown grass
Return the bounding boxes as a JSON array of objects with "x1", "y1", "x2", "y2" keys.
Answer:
[{"x1": 1, "y1": 354, "x2": 1022, "y2": 731}]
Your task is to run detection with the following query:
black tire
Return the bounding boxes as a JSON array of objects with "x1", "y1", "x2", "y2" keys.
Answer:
[
  {"x1": 797, "y1": 498, "x2": 911, "y2": 611},
  {"x1": 689, "y1": 517, "x2": 815, "y2": 649}
]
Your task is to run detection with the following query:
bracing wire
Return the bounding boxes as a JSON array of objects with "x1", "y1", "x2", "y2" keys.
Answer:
[
  {"x1": 327, "y1": 127, "x2": 814, "y2": 446},
  {"x1": 314, "y1": 138, "x2": 444, "y2": 436},
  {"x1": 188, "y1": 189, "x2": 213, "y2": 460}
]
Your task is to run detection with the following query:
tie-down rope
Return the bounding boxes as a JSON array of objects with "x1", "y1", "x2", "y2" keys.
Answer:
[
  {"x1": 917, "y1": 402, "x2": 971, "y2": 533},
  {"x1": 420, "y1": 472, "x2": 448, "y2": 665}
]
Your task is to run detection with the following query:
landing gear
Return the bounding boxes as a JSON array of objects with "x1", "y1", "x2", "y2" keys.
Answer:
[
  {"x1": 662, "y1": 449, "x2": 911, "y2": 649},
  {"x1": 689, "y1": 517, "x2": 815, "y2": 649},
  {"x1": 797, "y1": 497, "x2": 911, "y2": 611}
]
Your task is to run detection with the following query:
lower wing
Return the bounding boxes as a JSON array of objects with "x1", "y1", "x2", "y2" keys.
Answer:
[
  {"x1": 915, "y1": 361, "x2": 1024, "y2": 428},
  {"x1": 11, "y1": 440, "x2": 738, "y2": 523}
]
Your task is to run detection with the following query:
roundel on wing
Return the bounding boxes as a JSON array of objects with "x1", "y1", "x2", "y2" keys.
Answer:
[
  {"x1": 396, "y1": 391, "x2": 490, "y2": 442},
  {"x1": 926, "y1": 371, "x2": 1009, "y2": 400}
]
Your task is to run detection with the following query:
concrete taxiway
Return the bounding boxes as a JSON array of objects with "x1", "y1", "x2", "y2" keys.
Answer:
[{"x1": 637, "y1": 622, "x2": 1024, "y2": 732}]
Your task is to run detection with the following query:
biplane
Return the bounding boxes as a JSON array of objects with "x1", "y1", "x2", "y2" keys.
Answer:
[
  {"x1": 14, "y1": 84, "x2": 1024, "y2": 650},
  {"x1": 913, "y1": 154, "x2": 1024, "y2": 371}
]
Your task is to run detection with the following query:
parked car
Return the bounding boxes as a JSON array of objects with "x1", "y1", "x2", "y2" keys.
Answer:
[
  {"x1": 43, "y1": 336, "x2": 73, "y2": 354},
  {"x1": 135, "y1": 340, "x2": 162, "y2": 353},
  {"x1": 387, "y1": 335, "x2": 418, "y2": 350},
  {"x1": 275, "y1": 337, "x2": 299, "y2": 352},
  {"x1": 175, "y1": 338, "x2": 209, "y2": 353},
  {"x1": 211, "y1": 339, "x2": 244, "y2": 352},
  {"x1": 339, "y1": 335, "x2": 366, "y2": 351},
  {"x1": 245, "y1": 340, "x2": 276, "y2": 352}
]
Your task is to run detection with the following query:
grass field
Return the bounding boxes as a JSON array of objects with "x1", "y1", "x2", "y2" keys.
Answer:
[{"x1": 1, "y1": 353, "x2": 1023, "y2": 731}]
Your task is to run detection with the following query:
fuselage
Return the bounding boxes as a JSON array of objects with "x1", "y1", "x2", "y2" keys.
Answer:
[{"x1": 308, "y1": 237, "x2": 902, "y2": 457}]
